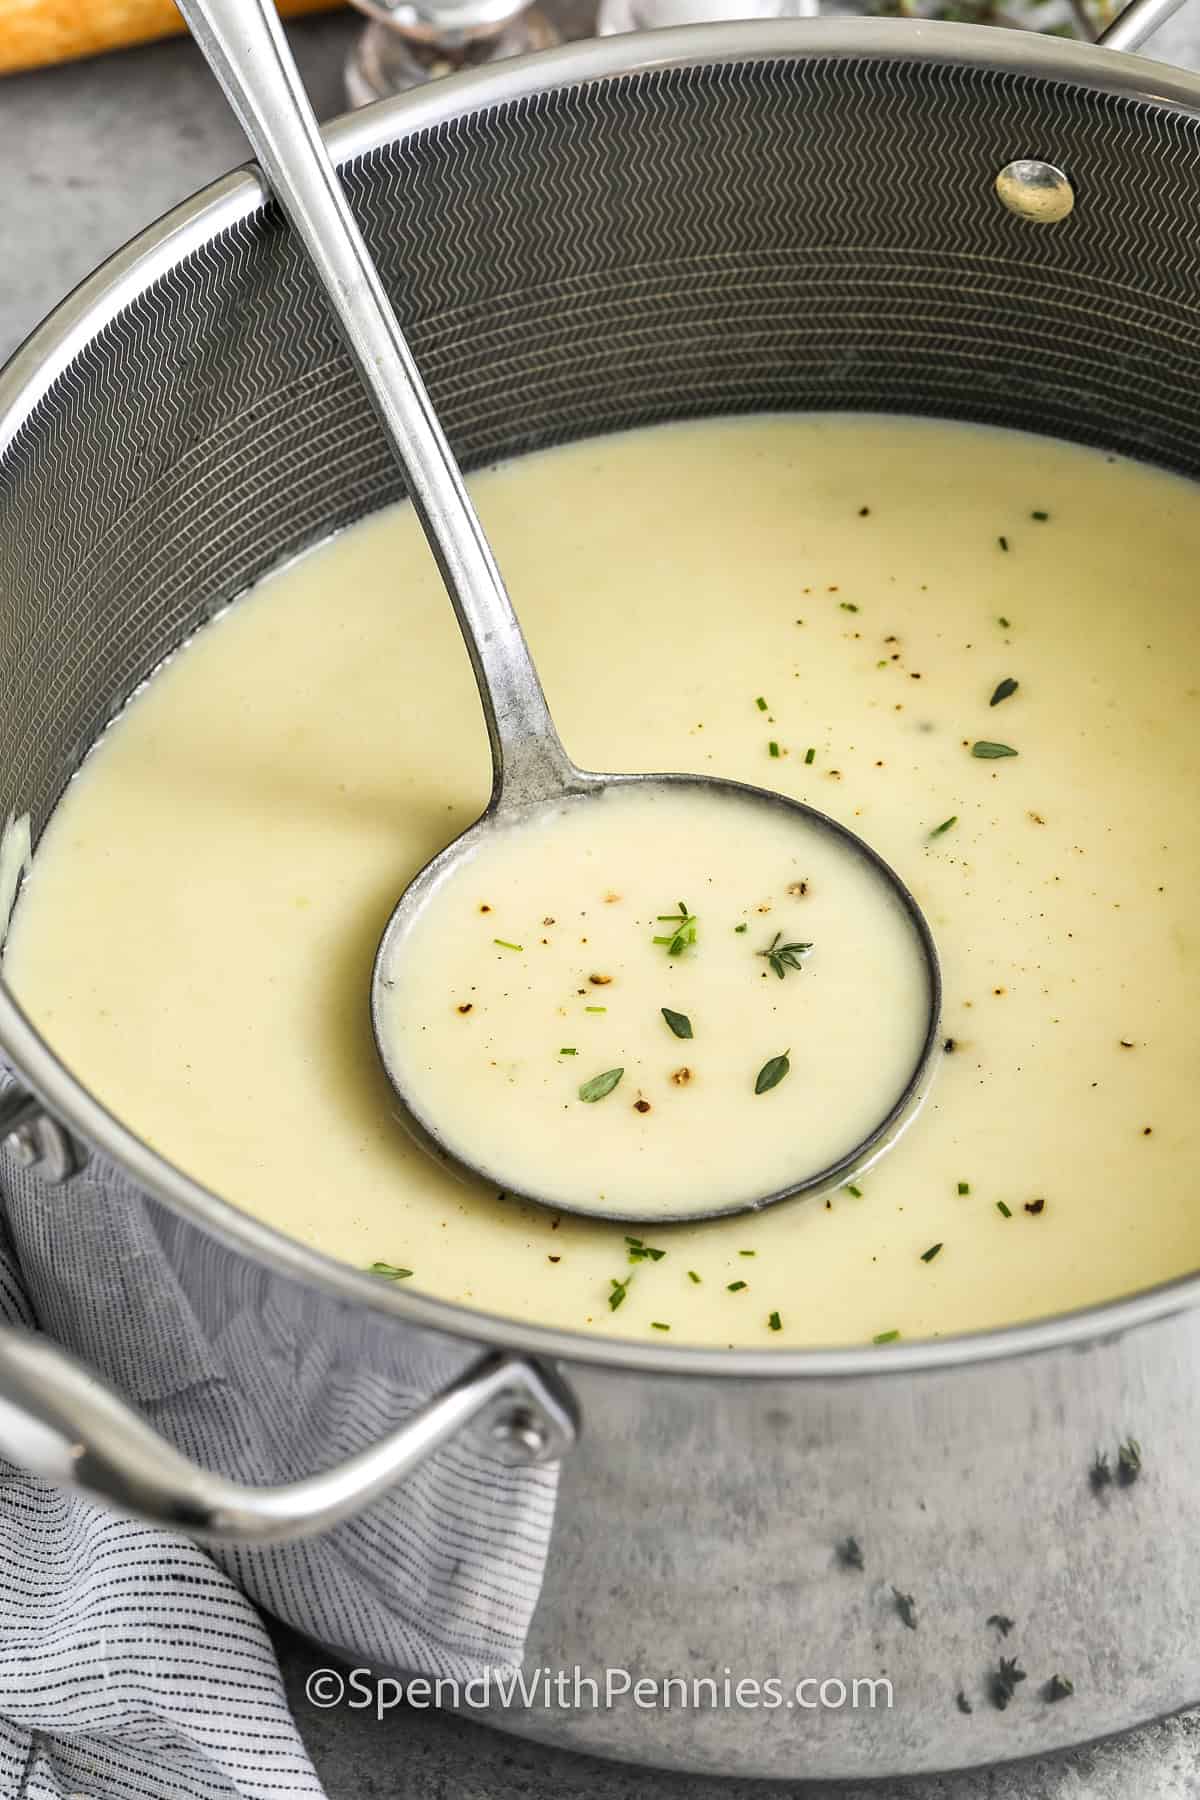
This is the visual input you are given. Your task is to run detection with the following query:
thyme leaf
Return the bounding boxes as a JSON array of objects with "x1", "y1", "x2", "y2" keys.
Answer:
[
  {"x1": 754, "y1": 1051, "x2": 791, "y2": 1095},
  {"x1": 579, "y1": 1068, "x2": 624, "y2": 1103},
  {"x1": 661, "y1": 1007, "x2": 693, "y2": 1040}
]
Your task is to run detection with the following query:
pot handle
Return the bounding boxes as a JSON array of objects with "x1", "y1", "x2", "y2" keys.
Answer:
[
  {"x1": 1096, "y1": 0, "x2": 1191, "y2": 52},
  {"x1": 0, "y1": 1326, "x2": 577, "y2": 1543}
]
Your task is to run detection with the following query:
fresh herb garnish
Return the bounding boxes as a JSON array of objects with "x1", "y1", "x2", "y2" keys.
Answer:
[
  {"x1": 768, "y1": 741, "x2": 781, "y2": 758},
  {"x1": 754, "y1": 1051, "x2": 791, "y2": 1095},
  {"x1": 608, "y1": 1275, "x2": 631, "y2": 1312},
  {"x1": 653, "y1": 902, "x2": 698, "y2": 957},
  {"x1": 893, "y1": 1588, "x2": 918, "y2": 1630},
  {"x1": 921, "y1": 1243, "x2": 943, "y2": 1263},
  {"x1": 1031, "y1": 509, "x2": 1049, "y2": 521},
  {"x1": 756, "y1": 932, "x2": 813, "y2": 980},
  {"x1": 768, "y1": 1310, "x2": 782, "y2": 1331},
  {"x1": 1044, "y1": 1674, "x2": 1075, "y2": 1703},
  {"x1": 971, "y1": 741, "x2": 1018, "y2": 759},
  {"x1": 990, "y1": 677, "x2": 1019, "y2": 707},
  {"x1": 651, "y1": 1321, "x2": 670, "y2": 1331},
  {"x1": 755, "y1": 695, "x2": 769, "y2": 711},
  {"x1": 958, "y1": 1180, "x2": 970, "y2": 1195},
  {"x1": 579, "y1": 1068, "x2": 624, "y2": 1103},
  {"x1": 726, "y1": 1280, "x2": 748, "y2": 1293},
  {"x1": 1090, "y1": 1451, "x2": 1113, "y2": 1491},
  {"x1": 874, "y1": 1329, "x2": 901, "y2": 1344},
  {"x1": 992, "y1": 1657, "x2": 1026, "y2": 1710},
  {"x1": 734, "y1": 923, "x2": 748, "y2": 934},
  {"x1": 368, "y1": 1262, "x2": 413, "y2": 1280},
  {"x1": 997, "y1": 535, "x2": 1008, "y2": 552},
  {"x1": 739, "y1": 1249, "x2": 756, "y2": 1257},
  {"x1": 661, "y1": 1006, "x2": 693, "y2": 1040},
  {"x1": 839, "y1": 601, "x2": 859, "y2": 613},
  {"x1": 626, "y1": 1236, "x2": 666, "y2": 1264},
  {"x1": 687, "y1": 1270, "x2": 701, "y2": 1284},
  {"x1": 997, "y1": 1200, "x2": 1012, "y2": 1218},
  {"x1": 1117, "y1": 1437, "x2": 1143, "y2": 1485},
  {"x1": 838, "y1": 1536, "x2": 864, "y2": 1570},
  {"x1": 584, "y1": 1005, "x2": 607, "y2": 1014},
  {"x1": 997, "y1": 615, "x2": 1011, "y2": 629},
  {"x1": 929, "y1": 816, "x2": 957, "y2": 839},
  {"x1": 493, "y1": 938, "x2": 523, "y2": 951},
  {"x1": 560, "y1": 1047, "x2": 577, "y2": 1056},
  {"x1": 844, "y1": 1183, "x2": 863, "y2": 1198},
  {"x1": 987, "y1": 1614, "x2": 1015, "y2": 1636},
  {"x1": 957, "y1": 1691, "x2": 974, "y2": 1715},
  {"x1": 804, "y1": 746, "x2": 816, "y2": 765}
]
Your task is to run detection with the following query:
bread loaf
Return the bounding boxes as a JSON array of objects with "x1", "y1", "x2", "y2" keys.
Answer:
[{"x1": 0, "y1": 0, "x2": 344, "y2": 77}]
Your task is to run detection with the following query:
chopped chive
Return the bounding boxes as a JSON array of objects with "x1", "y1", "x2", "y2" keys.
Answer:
[
  {"x1": 653, "y1": 903, "x2": 698, "y2": 957},
  {"x1": 661, "y1": 1006, "x2": 693, "y2": 1040},
  {"x1": 873, "y1": 1329, "x2": 901, "y2": 1344},
  {"x1": 559, "y1": 1047, "x2": 578, "y2": 1056},
  {"x1": 844, "y1": 1183, "x2": 863, "y2": 1198},
  {"x1": 754, "y1": 1051, "x2": 790, "y2": 1095},
  {"x1": 804, "y1": 746, "x2": 816, "y2": 764},
  {"x1": 755, "y1": 695, "x2": 769, "y2": 711},
  {"x1": 768, "y1": 741, "x2": 781, "y2": 758},
  {"x1": 997, "y1": 615, "x2": 1012, "y2": 629},
  {"x1": 997, "y1": 1200, "x2": 1013, "y2": 1218},
  {"x1": 687, "y1": 1270, "x2": 701, "y2": 1284},
  {"x1": 929, "y1": 816, "x2": 957, "y2": 839},
  {"x1": 493, "y1": 938, "x2": 523, "y2": 951},
  {"x1": 739, "y1": 1249, "x2": 756, "y2": 1257},
  {"x1": 958, "y1": 1180, "x2": 970, "y2": 1195},
  {"x1": 368, "y1": 1262, "x2": 413, "y2": 1280},
  {"x1": 839, "y1": 600, "x2": 859, "y2": 612},
  {"x1": 727, "y1": 1280, "x2": 748, "y2": 1293},
  {"x1": 920, "y1": 1243, "x2": 943, "y2": 1263},
  {"x1": 579, "y1": 1067, "x2": 624, "y2": 1103},
  {"x1": 768, "y1": 1311, "x2": 782, "y2": 1331},
  {"x1": 971, "y1": 741, "x2": 1018, "y2": 759},
  {"x1": 608, "y1": 1275, "x2": 631, "y2": 1311},
  {"x1": 584, "y1": 1005, "x2": 607, "y2": 1013},
  {"x1": 651, "y1": 1321, "x2": 671, "y2": 1331},
  {"x1": 990, "y1": 677, "x2": 1019, "y2": 707},
  {"x1": 627, "y1": 1239, "x2": 665, "y2": 1263},
  {"x1": 1031, "y1": 509, "x2": 1049, "y2": 521},
  {"x1": 1045, "y1": 1674, "x2": 1074, "y2": 1703},
  {"x1": 998, "y1": 535, "x2": 1009, "y2": 552}
]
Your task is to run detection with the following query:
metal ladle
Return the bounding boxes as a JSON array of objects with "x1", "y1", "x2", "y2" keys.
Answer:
[{"x1": 179, "y1": 0, "x2": 942, "y2": 1223}]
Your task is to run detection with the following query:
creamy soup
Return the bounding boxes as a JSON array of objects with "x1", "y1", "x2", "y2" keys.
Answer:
[
  {"x1": 6, "y1": 414, "x2": 1200, "y2": 1346},
  {"x1": 376, "y1": 781, "x2": 936, "y2": 1218}
]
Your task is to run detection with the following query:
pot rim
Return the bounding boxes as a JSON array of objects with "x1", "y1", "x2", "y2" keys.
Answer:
[{"x1": 3, "y1": 17, "x2": 1200, "y2": 1381}]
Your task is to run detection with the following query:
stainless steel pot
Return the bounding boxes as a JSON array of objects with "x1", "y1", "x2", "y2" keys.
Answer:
[{"x1": 3, "y1": 12, "x2": 1200, "y2": 1779}]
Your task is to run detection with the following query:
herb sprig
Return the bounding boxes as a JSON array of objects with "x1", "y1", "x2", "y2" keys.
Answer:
[{"x1": 756, "y1": 932, "x2": 813, "y2": 980}]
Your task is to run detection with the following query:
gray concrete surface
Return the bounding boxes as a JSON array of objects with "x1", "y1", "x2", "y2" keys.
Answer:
[{"x1": 6, "y1": 12, "x2": 1200, "y2": 1796}]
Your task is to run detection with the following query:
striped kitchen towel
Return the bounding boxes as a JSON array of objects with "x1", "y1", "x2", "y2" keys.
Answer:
[{"x1": 0, "y1": 1233, "x2": 326, "y2": 1799}]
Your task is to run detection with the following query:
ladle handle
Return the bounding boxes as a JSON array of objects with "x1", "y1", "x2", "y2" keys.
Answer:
[
  {"x1": 1096, "y1": 0, "x2": 1192, "y2": 50},
  {"x1": 177, "y1": 0, "x2": 577, "y2": 807}
]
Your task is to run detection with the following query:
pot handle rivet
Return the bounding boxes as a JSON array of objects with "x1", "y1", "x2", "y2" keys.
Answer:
[{"x1": 0, "y1": 1084, "x2": 83, "y2": 1185}]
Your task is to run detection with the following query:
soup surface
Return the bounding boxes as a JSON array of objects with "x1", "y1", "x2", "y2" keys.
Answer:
[
  {"x1": 6, "y1": 414, "x2": 1200, "y2": 1346},
  {"x1": 374, "y1": 780, "x2": 935, "y2": 1218}
]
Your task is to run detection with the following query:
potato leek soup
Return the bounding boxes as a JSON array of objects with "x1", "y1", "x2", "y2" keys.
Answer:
[
  {"x1": 6, "y1": 413, "x2": 1199, "y2": 1346},
  {"x1": 374, "y1": 780, "x2": 935, "y2": 1218}
]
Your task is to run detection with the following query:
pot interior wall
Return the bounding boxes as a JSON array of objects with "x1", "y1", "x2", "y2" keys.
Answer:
[{"x1": 4, "y1": 53, "x2": 1200, "y2": 838}]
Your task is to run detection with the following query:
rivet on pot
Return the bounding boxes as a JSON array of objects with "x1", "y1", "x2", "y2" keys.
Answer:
[
  {"x1": 995, "y1": 160, "x2": 1075, "y2": 224},
  {"x1": 0, "y1": 1087, "x2": 83, "y2": 1185},
  {"x1": 487, "y1": 1402, "x2": 554, "y2": 1465}
]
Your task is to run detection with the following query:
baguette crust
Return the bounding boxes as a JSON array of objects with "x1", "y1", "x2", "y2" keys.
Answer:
[{"x1": 0, "y1": 0, "x2": 343, "y2": 77}]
